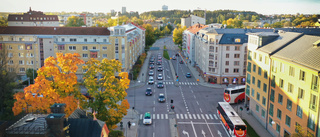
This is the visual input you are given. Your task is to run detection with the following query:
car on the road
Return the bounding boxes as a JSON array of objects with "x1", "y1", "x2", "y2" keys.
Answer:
[
  {"x1": 179, "y1": 60, "x2": 184, "y2": 64},
  {"x1": 148, "y1": 76, "x2": 154, "y2": 84},
  {"x1": 158, "y1": 93, "x2": 166, "y2": 102},
  {"x1": 186, "y1": 73, "x2": 192, "y2": 78},
  {"x1": 149, "y1": 64, "x2": 154, "y2": 69},
  {"x1": 157, "y1": 61, "x2": 162, "y2": 65},
  {"x1": 149, "y1": 60, "x2": 154, "y2": 64},
  {"x1": 143, "y1": 112, "x2": 152, "y2": 125},
  {"x1": 157, "y1": 81, "x2": 164, "y2": 88},
  {"x1": 157, "y1": 74, "x2": 163, "y2": 80},
  {"x1": 157, "y1": 66, "x2": 163, "y2": 71},
  {"x1": 149, "y1": 70, "x2": 154, "y2": 76},
  {"x1": 158, "y1": 56, "x2": 162, "y2": 60},
  {"x1": 176, "y1": 53, "x2": 179, "y2": 56},
  {"x1": 145, "y1": 88, "x2": 152, "y2": 96},
  {"x1": 172, "y1": 56, "x2": 176, "y2": 60}
]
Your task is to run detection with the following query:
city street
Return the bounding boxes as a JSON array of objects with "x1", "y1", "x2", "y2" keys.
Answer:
[{"x1": 126, "y1": 37, "x2": 230, "y2": 137}]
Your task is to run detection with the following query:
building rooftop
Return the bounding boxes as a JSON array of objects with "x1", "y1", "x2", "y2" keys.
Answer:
[
  {"x1": 219, "y1": 33, "x2": 248, "y2": 45},
  {"x1": 6, "y1": 114, "x2": 48, "y2": 135},
  {"x1": 272, "y1": 35, "x2": 320, "y2": 71},
  {"x1": 187, "y1": 24, "x2": 208, "y2": 34},
  {"x1": 65, "y1": 118, "x2": 105, "y2": 137}
]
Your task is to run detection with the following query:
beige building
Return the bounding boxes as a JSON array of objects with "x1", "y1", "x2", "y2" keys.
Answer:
[{"x1": 181, "y1": 15, "x2": 206, "y2": 28}]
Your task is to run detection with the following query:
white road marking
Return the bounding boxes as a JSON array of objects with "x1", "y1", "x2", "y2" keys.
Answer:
[
  {"x1": 185, "y1": 114, "x2": 188, "y2": 119},
  {"x1": 221, "y1": 121, "x2": 231, "y2": 137},
  {"x1": 191, "y1": 121, "x2": 198, "y2": 137},
  {"x1": 176, "y1": 114, "x2": 180, "y2": 119},
  {"x1": 153, "y1": 114, "x2": 155, "y2": 119},
  {"x1": 214, "y1": 114, "x2": 218, "y2": 120},
  {"x1": 165, "y1": 114, "x2": 168, "y2": 119},
  {"x1": 161, "y1": 114, "x2": 164, "y2": 119},
  {"x1": 194, "y1": 95, "x2": 196, "y2": 99},
  {"x1": 197, "y1": 114, "x2": 201, "y2": 119},
  {"x1": 180, "y1": 114, "x2": 184, "y2": 119},
  {"x1": 157, "y1": 114, "x2": 160, "y2": 119},
  {"x1": 200, "y1": 108, "x2": 203, "y2": 113},
  {"x1": 189, "y1": 114, "x2": 192, "y2": 119},
  {"x1": 201, "y1": 114, "x2": 205, "y2": 119},
  {"x1": 196, "y1": 101, "x2": 199, "y2": 105},
  {"x1": 140, "y1": 114, "x2": 143, "y2": 119},
  {"x1": 209, "y1": 114, "x2": 214, "y2": 119},
  {"x1": 193, "y1": 114, "x2": 197, "y2": 119},
  {"x1": 205, "y1": 114, "x2": 210, "y2": 119}
]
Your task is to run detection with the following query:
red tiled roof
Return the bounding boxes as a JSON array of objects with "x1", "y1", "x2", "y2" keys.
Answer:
[
  {"x1": 0, "y1": 26, "x2": 110, "y2": 35},
  {"x1": 187, "y1": 24, "x2": 208, "y2": 34},
  {"x1": 126, "y1": 28, "x2": 137, "y2": 33},
  {"x1": 131, "y1": 22, "x2": 146, "y2": 31}
]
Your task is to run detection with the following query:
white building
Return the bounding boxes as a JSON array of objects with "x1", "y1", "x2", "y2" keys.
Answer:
[
  {"x1": 122, "y1": 7, "x2": 126, "y2": 14},
  {"x1": 181, "y1": 15, "x2": 206, "y2": 28},
  {"x1": 58, "y1": 14, "x2": 93, "y2": 27},
  {"x1": 162, "y1": 5, "x2": 168, "y2": 11}
]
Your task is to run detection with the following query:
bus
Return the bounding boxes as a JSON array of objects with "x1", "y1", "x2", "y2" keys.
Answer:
[
  {"x1": 224, "y1": 85, "x2": 246, "y2": 104},
  {"x1": 217, "y1": 102, "x2": 247, "y2": 137}
]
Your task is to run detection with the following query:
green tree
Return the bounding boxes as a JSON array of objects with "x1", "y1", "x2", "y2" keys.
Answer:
[
  {"x1": 26, "y1": 68, "x2": 37, "y2": 84},
  {"x1": 65, "y1": 16, "x2": 85, "y2": 27},
  {"x1": 0, "y1": 17, "x2": 8, "y2": 27},
  {"x1": 83, "y1": 58, "x2": 130, "y2": 130},
  {"x1": 143, "y1": 24, "x2": 155, "y2": 46},
  {"x1": 272, "y1": 22, "x2": 283, "y2": 28},
  {"x1": 172, "y1": 25, "x2": 187, "y2": 46},
  {"x1": 263, "y1": 23, "x2": 271, "y2": 28}
]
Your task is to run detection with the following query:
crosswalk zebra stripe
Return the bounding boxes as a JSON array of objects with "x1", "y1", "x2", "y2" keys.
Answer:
[
  {"x1": 176, "y1": 114, "x2": 180, "y2": 119},
  {"x1": 205, "y1": 114, "x2": 209, "y2": 119},
  {"x1": 185, "y1": 114, "x2": 188, "y2": 119},
  {"x1": 157, "y1": 114, "x2": 160, "y2": 119},
  {"x1": 165, "y1": 114, "x2": 168, "y2": 119},
  {"x1": 161, "y1": 114, "x2": 164, "y2": 119},
  {"x1": 209, "y1": 114, "x2": 214, "y2": 119},
  {"x1": 201, "y1": 114, "x2": 205, "y2": 119},
  {"x1": 214, "y1": 114, "x2": 218, "y2": 119},
  {"x1": 180, "y1": 114, "x2": 184, "y2": 119},
  {"x1": 153, "y1": 114, "x2": 155, "y2": 119},
  {"x1": 189, "y1": 114, "x2": 192, "y2": 119},
  {"x1": 197, "y1": 114, "x2": 201, "y2": 119},
  {"x1": 140, "y1": 114, "x2": 143, "y2": 120},
  {"x1": 193, "y1": 114, "x2": 197, "y2": 119},
  {"x1": 179, "y1": 82, "x2": 181, "y2": 84}
]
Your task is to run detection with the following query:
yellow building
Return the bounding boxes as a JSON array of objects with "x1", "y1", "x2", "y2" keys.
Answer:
[
  {"x1": 0, "y1": 23, "x2": 145, "y2": 79},
  {"x1": 246, "y1": 31, "x2": 320, "y2": 137}
]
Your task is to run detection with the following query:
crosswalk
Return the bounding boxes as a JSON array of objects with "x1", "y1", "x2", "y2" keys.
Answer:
[
  {"x1": 151, "y1": 81, "x2": 199, "y2": 85},
  {"x1": 139, "y1": 113, "x2": 219, "y2": 120}
]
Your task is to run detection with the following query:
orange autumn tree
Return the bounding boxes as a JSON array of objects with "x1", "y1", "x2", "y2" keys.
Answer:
[
  {"x1": 13, "y1": 53, "x2": 84, "y2": 116},
  {"x1": 83, "y1": 58, "x2": 130, "y2": 129}
]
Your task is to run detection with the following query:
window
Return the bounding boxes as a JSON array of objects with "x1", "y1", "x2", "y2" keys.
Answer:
[
  {"x1": 288, "y1": 83, "x2": 294, "y2": 93},
  {"x1": 289, "y1": 66, "x2": 295, "y2": 76},
  {"x1": 258, "y1": 67, "x2": 262, "y2": 75},
  {"x1": 26, "y1": 44, "x2": 32, "y2": 50},
  {"x1": 263, "y1": 70, "x2": 268, "y2": 79},
  {"x1": 83, "y1": 54, "x2": 88, "y2": 58},
  {"x1": 257, "y1": 80, "x2": 261, "y2": 88},
  {"x1": 18, "y1": 53, "x2": 24, "y2": 57},
  {"x1": 69, "y1": 46, "x2": 76, "y2": 51},
  {"x1": 309, "y1": 94, "x2": 317, "y2": 111},
  {"x1": 9, "y1": 67, "x2": 14, "y2": 72},
  {"x1": 83, "y1": 46, "x2": 88, "y2": 51},
  {"x1": 19, "y1": 60, "x2": 24, "y2": 65},
  {"x1": 19, "y1": 68, "x2": 25, "y2": 72},
  {"x1": 259, "y1": 54, "x2": 262, "y2": 62},
  {"x1": 94, "y1": 39, "x2": 97, "y2": 42},
  {"x1": 307, "y1": 112, "x2": 315, "y2": 131},
  {"x1": 262, "y1": 97, "x2": 266, "y2": 106},
  {"x1": 269, "y1": 117, "x2": 273, "y2": 125},
  {"x1": 247, "y1": 62, "x2": 251, "y2": 72},
  {"x1": 252, "y1": 76, "x2": 255, "y2": 85},
  {"x1": 251, "y1": 88, "x2": 255, "y2": 97},
  {"x1": 279, "y1": 79, "x2": 284, "y2": 88},
  {"x1": 269, "y1": 103, "x2": 274, "y2": 116},
  {"x1": 311, "y1": 74, "x2": 318, "y2": 91},
  {"x1": 263, "y1": 83, "x2": 267, "y2": 92},
  {"x1": 103, "y1": 39, "x2": 107, "y2": 42},
  {"x1": 296, "y1": 105, "x2": 302, "y2": 118},
  {"x1": 298, "y1": 88, "x2": 304, "y2": 99},
  {"x1": 233, "y1": 68, "x2": 239, "y2": 73},
  {"x1": 235, "y1": 38, "x2": 241, "y2": 43},
  {"x1": 226, "y1": 54, "x2": 229, "y2": 58},
  {"x1": 276, "y1": 124, "x2": 280, "y2": 133},
  {"x1": 225, "y1": 61, "x2": 229, "y2": 65},
  {"x1": 247, "y1": 73, "x2": 251, "y2": 84},
  {"x1": 248, "y1": 50, "x2": 252, "y2": 60},
  {"x1": 225, "y1": 68, "x2": 229, "y2": 73},
  {"x1": 102, "y1": 46, "x2": 107, "y2": 50},
  {"x1": 234, "y1": 61, "x2": 240, "y2": 66},
  {"x1": 234, "y1": 54, "x2": 240, "y2": 58},
  {"x1": 58, "y1": 45, "x2": 65, "y2": 50},
  {"x1": 261, "y1": 109, "x2": 265, "y2": 118},
  {"x1": 256, "y1": 104, "x2": 259, "y2": 112},
  {"x1": 70, "y1": 38, "x2": 77, "y2": 42},
  {"x1": 270, "y1": 89, "x2": 275, "y2": 102},
  {"x1": 299, "y1": 70, "x2": 305, "y2": 81},
  {"x1": 253, "y1": 64, "x2": 256, "y2": 72},
  {"x1": 278, "y1": 94, "x2": 283, "y2": 105},
  {"x1": 8, "y1": 53, "x2": 13, "y2": 57},
  {"x1": 61, "y1": 38, "x2": 65, "y2": 42},
  {"x1": 285, "y1": 115, "x2": 291, "y2": 127},
  {"x1": 84, "y1": 38, "x2": 87, "y2": 42},
  {"x1": 92, "y1": 46, "x2": 96, "y2": 49},
  {"x1": 235, "y1": 46, "x2": 240, "y2": 51},
  {"x1": 8, "y1": 60, "x2": 13, "y2": 64},
  {"x1": 253, "y1": 52, "x2": 256, "y2": 59},
  {"x1": 90, "y1": 52, "x2": 97, "y2": 58},
  {"x1": 246, "y1": 85, "x2": 250, "y2": 95},
  {"x1": 295, "y1": 122, "x2": 301, "y2": 133},
  {"x1": 226, "y1": 46, "x2": 230, "y2": 51},
  {"x1": 277, "y1": 109, "x2": 282, "y2": 119},
  {"x1": 257, "y1": 92, "x2": 260, "y2": 101},
  {"x1": 287, "y1": 99, "x2": 292, "y2": 111},
  {"x1": 18, "y1": 45, "x2": 24, "y2": 50},
  {"x1": 264, "y1": 56, "x2": 269, "y2": 64},
  {"x1": 103, "y1": 54, "x2": 107, "y2": 58},
  {"x1": 271, "y1": 75, "x2": 276, "y2": 88},
  {"x1": 280, "y1": 62, "x2": 284, "y2": 72}
]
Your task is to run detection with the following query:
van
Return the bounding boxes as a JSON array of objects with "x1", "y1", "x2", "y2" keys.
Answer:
[{"x1": 143, "y1": 112, "x2": 152, "y2": 124}]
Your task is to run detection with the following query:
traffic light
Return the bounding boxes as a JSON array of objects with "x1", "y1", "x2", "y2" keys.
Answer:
[
  {"x1": 171, "y1": 99, "x2": 173, "y2": 103},
  {"x1": 171, "y1": 105, "x2": 175, "y2": 109},
  {"x1": 120, "y1": 121, "x2": 123, "y2": 128},
  {"x1": 240, "y1": 107, "x2": 243, "y2": 111},
  {"x1": 176, "y1": 76, "x2": 179, "y2": 79}
]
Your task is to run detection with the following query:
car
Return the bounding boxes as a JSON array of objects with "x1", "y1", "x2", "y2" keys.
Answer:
[
  {"x1": 143, "y1": 112, "x2": 152, "y2": 124},
  {"x1": 145, "y1": 88, "x2": 152, "y2": 96},
  {"x1": 176, "y1": 53, "x2": 179, "y2": 56},
  {"x1": 157, "y1": 74, "x2": 163, "y2": 80},
  {"x1": 158, "y1": 56, "x2": 162, "y2": 60},
  {"x1": 179, "y1": 60, "x2": 184, "y2": 64},
  {"x1": 157, "y1": 66, "x2": 163, "y2": 71},
  {"x1": 186, "y1": 73, "x2": 192, "y2": 78},
  {"x1": 172, "y1": 56, "x2": 176, "y2": 60},
  {"x1": 149, "y1": 60, "x2": 154, "y2": 64},
  {"x1": 149, "y1": 64, "x2": 154, "y2": 69},
  {"x1": 157, "y1": 61, "x2": 162, "y2": 65},
  {"x1": 157, "y1": 81, "x2": 164, "y2": 88},
  {"x1": 148, "y1": 76, "x2": 154, "y2": 84},
  {"x1": 158, "y1": 93, "x2": 166, "y2": 102},
  {"x1": 149, "y1": 70, "x2": 154, "y2": 76}
]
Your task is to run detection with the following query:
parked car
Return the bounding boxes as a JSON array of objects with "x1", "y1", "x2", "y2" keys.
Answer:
[
  {"x1": 149, "y1": 70, "x2": 154, "y2": 76},
  {"x1": 157, "y1": 66, "x2": 163, "y2": 71},
  {"x1": 157, "y1": 74, "x2": 163, "y2": 80},
  {"x1": 157, "y1": 81, "x2": 164, "y2": 88},
  {"x1": 145, "y1": 88, "x2": 152, "y2": 96},
  {"x1": 143, "y1": 112, "x2": 152, "y2": 125},
  {"x1": 158, "y1": 93, "x2": 166, "y2": 102},
  {"x1": 148, "y1": 76, "x2": 154, "y2": 84},
  {"x1": 186, "y1": 73, "x2": 191, "y2": 78}
]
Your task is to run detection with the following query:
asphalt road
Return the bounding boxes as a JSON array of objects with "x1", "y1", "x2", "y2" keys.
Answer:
[{"x1": 126, "y1": 37, "x2": 231, "y2": 137}]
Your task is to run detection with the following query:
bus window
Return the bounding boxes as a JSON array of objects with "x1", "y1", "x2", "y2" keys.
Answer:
[
  {"x1": 239, "y1": 88, "x2": 245, "y2": 93},
  {"x1": 231, "y1": 90, "x2": 239, "y2": 94},
  {"x1": 235, "y1": 125, "x2": 246, "y2": 130},
  {"x1": 224, "y1": 90, "x2": 230, "y2": 93}
]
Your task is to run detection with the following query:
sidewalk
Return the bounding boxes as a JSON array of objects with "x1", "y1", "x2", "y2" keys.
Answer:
[{"x1": 114, "y1": 108, "x2": 139, "y2": 137}]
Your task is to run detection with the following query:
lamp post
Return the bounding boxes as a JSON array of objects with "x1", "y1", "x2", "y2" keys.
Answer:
[{"x1": 271, "y1": 120, "x2": 281, "y2": 137}]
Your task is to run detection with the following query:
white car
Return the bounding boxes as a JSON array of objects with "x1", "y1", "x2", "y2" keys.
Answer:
[
  {"x1": 157, "y1": 74, "x2": 163, "y2": 80},
  {"x1": 149, "y1": 70, "x2": 154, "y2": 76},
  {"x1": 148, "y1": 76, "x2": 154, "y2": 84},
  {"x1": 143, "y1": 112, "x2": 152, "y2": 125}
]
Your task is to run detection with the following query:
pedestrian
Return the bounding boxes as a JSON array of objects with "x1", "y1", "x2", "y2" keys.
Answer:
[{"x1": 128, "y1": 121, "x2": 131, "y2": 129}]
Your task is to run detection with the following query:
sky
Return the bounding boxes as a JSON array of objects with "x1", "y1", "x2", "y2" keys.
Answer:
[{"x1": 1, "y1": 0, "x2": 320, "y2": 15}]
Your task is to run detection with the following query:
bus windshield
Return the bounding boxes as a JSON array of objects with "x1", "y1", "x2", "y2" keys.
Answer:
[
  {"x1": 224, "y1": 90, "x2": 230, "y2": 94},
  {"x1": 235, "y1": 125, "x2": 246, "y2": 131}
]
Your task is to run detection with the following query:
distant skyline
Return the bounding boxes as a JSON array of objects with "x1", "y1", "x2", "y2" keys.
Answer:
[{"x1": 1, "y1": 0, "x2": 319, "y2": 15}]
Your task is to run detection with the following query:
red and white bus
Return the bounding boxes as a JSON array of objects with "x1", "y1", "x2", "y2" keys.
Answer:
[
  {"x1": 217, "y1": 102, "x2": 247, "y2": 137},
  {"x1": 224, "y1": 85, "x2": 246, "y2": 104}
]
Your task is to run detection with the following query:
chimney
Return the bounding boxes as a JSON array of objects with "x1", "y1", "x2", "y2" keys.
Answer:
[
  {"x1": 46, "y1": 113, "x2": 65, "y2": 137},
  {"x1": 50, "y1": 103, "x2": 66, "y2": 113}
]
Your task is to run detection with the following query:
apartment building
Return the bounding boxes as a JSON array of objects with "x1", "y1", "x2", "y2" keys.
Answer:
[
  {"x1": 246, "y1": 31, "x2": 320, "y2": 137},
  {"x1": 181, "y1": 15, "x2": 206, "y2": 28},
  {"x1": 8, "y1": 7, "x2": 59, "y2": 27},
  {"x1": 0, "y1": 23, "x2": 145, "y2": 79},
  {"x1": 58, "y1": 14, "x2": 93, "y2": 27}
]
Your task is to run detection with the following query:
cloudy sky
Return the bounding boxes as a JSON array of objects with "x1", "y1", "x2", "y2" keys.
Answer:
[{"x1": 1, "y1": 0, "x2": 319, "y2": 15}]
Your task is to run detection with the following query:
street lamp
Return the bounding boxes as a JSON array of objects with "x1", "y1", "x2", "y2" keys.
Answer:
[{"x1": 271, "y1": 120, "x2": 281, "y2": 137}]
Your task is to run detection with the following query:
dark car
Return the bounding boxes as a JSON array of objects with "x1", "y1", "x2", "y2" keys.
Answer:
[
  {"x1": 146, "y1": 88, "x2": 152, "y2": 96},
  {"x1": 157, "y1": 66, "x2": 163, "y2": 71},
  {"x1": 176, "y1": 53, "x2": 179, "y2": 56},
  {"x1": 149, "y1": 60, "x2": 154, "y2": 64},
  {"x1": 186, "y1": 73, "x2": 191, "y2": 78},
  {"x1": 172, "y1": 56, "x2": 176, "y2": 60},
  {"x1": 149, "y1": 64, "x2": 154, "y2": 69},
  {"x1": 179, "y1": 60, "x2": 184, "y2": 64},
  {"x1": 157, "y1": 61, "x2": 162, "y2": 65},
  {"x1": 157, "y1": 81, "x2": 164, "y2": 88},
  {"x1": 158, "y1": 93, "x2": 166, "y2": 102}
]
